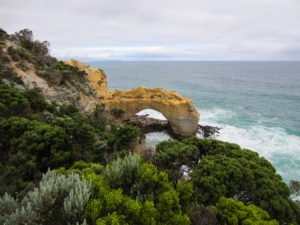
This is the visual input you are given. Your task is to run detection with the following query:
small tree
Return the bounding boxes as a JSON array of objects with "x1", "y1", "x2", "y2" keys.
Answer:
[{"x1": 212, "y1": 197, "x2": 279, "y2": 225}]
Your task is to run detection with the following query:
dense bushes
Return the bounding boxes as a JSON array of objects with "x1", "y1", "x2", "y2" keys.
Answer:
[
  {"x1": 1, "y1": 28, "x2": 300, "y2": 224},
  {"x1": 109, "y1": 124, "x2": 145, "y2": 150},
  {"x1": 0, "y1": 85, "x2": 146, "y2": 197},
  {"x1": 0, "y1": 85, "x2": 298, "y2": 224},
  {"x1": 154, "y1": 137, "x2": 300, "y2": 224},
  {"x1": 0, "y1": 84, "x2": 54, "y2": 118},
  {"x1": 0, "y1": 117, "x2": 73, "y2": 196},
  {"x1": 7, "y1": 46, "x2": 29, "y2": 61},
  {"x1": 0, "y1": 84, "x2": 30, "y2": 117},
  {"x1": 12, "y1": 29, "x2": 50, "y2": 58},
  {"x1": 212, "y1": 197, "x2": 279, "y2": 225},
  {"x1": 61, "y1": 155, "x2": 191, "y2": 225}
]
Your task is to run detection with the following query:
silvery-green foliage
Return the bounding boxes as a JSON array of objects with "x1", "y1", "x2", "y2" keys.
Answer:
[
  {"x1": 0, "y1": 193, "x2": 19, "y2": 224},
  {"x1": 0, "y1": 169, "x2": 92, "y2": 225},
  {"x1": 105, "y1": 153, "x2": 141, "y2": 190},
  {"x1": 63, "y1": 178, "x2": 92, "y2": 219},
  {"x1": 3, "y1": 205, "x2": 37, "y2": 225},
  {"x1": 0, "y1": 193, "x2": 17, "y2": 215}
]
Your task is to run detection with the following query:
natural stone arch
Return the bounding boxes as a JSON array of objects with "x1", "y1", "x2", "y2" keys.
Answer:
[
  {"x1": 103, "y1": 87, "x2": 200, "y2": 138},
  {"x1": 64, "y1": 60, "x2": 200, "y2": 138}
]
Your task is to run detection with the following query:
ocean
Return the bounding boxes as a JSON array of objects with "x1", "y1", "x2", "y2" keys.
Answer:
[{"x1": 88, "y1": 61, "x2": 300, "y2": 183}]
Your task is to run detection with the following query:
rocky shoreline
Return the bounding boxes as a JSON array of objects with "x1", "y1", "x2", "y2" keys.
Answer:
[
  {"x1": 197, "y1": 124, "x2": 221, "y2": 139},
  {"x1": 126, "y1": 115, "x2": 169, "y2": 133},
  {"x1": 127, "y1": 115, "x2": 221, "y2": 139}
]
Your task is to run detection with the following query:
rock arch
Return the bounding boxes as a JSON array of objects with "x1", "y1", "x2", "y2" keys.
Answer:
[
  {"x1": 64, "y1": 60, "x2": 200, "y2": 138},
  {"x1": 103, "y1": 87, "x2": 200, "y2": 138}
]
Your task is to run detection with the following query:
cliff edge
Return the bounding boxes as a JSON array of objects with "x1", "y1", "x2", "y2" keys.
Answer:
[{"x1": 0, "y1": 28, "x2": 199, "y2": 138}]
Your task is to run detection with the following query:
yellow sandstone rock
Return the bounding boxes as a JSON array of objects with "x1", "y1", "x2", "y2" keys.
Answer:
[
  {"x1": 64, "y1": 59, "x2": 108, "y2": 98},
  {"x1": 103, "y1": 87, "x2": 200, "y2": 138},
  {"x1": 5, "y1": 40, "x2": 199, "y2": 136},
  {"x1": 65, "y1": 60, "x2": 200, "y2": 138}
]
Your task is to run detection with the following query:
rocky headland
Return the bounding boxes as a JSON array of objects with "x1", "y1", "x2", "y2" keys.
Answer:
[
  {"x1": 64, "y1": 60, "x2": 200, "y2": 139},
  {"x1": 1, "y1": 31, "x2": 200, "y2": 139}
]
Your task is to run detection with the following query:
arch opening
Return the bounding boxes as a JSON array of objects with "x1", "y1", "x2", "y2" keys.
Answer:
[
  {"x1": 136, "y1": 109, "x2": 167, "y2": 121},
  {"x1": 135, "y1": 109, "x2": 172, "y2": 146}
]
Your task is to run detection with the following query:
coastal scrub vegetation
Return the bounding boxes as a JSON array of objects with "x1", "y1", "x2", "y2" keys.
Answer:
[{"x1": 1, "y1": 28, "x2": 300, "y2": 224}]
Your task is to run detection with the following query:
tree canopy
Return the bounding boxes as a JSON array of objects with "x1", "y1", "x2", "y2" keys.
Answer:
[{"x1": 154, "y1": 138, "x2": 300, "y2": 224}]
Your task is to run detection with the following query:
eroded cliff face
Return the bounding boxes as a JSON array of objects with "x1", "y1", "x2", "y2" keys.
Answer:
[
  {"x1": 9, "y1": 54, "x2": 199, "y2": 138},
  {"x1": 64, "y1": 60, "x2": 200, "y2": 137},
  {"x1": 1, "y1": 39, "x2": 102, "y2": 114},
  {"x1": 64, "y1": 59, "x2": 108, "y2": 98}
]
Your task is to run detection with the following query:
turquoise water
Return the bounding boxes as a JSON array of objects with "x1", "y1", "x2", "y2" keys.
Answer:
[{"x1": 88, "y1": 61, "x2": 300, "y2": 183}]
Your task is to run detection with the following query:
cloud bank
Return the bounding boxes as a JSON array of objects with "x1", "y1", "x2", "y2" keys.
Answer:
[{"x1": 1, "y1": 0, "x2": 300, "y2": 60}]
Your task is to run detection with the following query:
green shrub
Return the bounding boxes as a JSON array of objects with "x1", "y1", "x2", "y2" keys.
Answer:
[
  {"x1": 80, "y1": 159, "x2": 189, "y2": 225},
  {"x1": 24, "y1": 88, "x2": 49, "y2": 112},
  {"x1": 16, "y1": 62, "x2": 29, "y2": 71},
  {"x1": 105, "y1": 154, "x2": 141, "y2": 193},
  {"x1": 0, "y1": 28, "x2": 9, "y2": 40},
  {"x1": 0, "y1": 117, "x2": 73, "y2": 195},
  {"x1": 212, "y1": 197, "x2": 279, "y2": 225},
  {"x1": 0, "y1": 55, "x2": 10, "y2": 63},
  {"x1": 186, "y1": 204, "x2": 219, "y2": 225},
  {"x1": 83, "y1": 173, "x2": 158, "y2": 225},
  {"x1": 16, "y1": 48, "x2": 30, "y2": 60},
  {"x1": 111, "y1": 124, "x2": 145, "y2": 149},
  {"x1": 90, "y1": 103, "x2": 107, "y2": 131},
  {"x1": 154, "y1": 139, "x2": 200, "y2": 184},
  {"x1": 0, "y1": 170, "x2": 92, "y2": 224},
  {"x1": 110, "y1": 107, "x2": 125, "y2": 118},
  {"x1": 59, "y1": 104, "x2": 79, "y2": 117},
  {"x1": 7, "y1": 46, "x2": 17, "y2": 55},
  {"x1": 0, "y1": 66, "x2": 23, "y2": 84},
  {"x1": 154, "y1": 137, "x2": 300, "y2": 224},
  {"x1": 52, "y1": 117, "x2": 96, "y2": 145},
  {"x1": 0, "y1": 84, "x2": 30, "y2": 117}
]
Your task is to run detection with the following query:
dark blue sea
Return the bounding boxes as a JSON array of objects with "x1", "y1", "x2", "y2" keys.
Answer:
[{"x1": 88, "y1": 61, "x2": 300, "y2": 183}]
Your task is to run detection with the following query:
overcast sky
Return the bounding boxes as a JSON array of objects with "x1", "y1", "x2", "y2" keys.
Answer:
[{"x1": 1, "y1": 0, "x2": 300, "y2": 61}]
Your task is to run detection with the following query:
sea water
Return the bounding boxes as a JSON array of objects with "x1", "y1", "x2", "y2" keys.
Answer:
[{"x1": 88, "y1": 61, "x2": 300, "y2": 183}]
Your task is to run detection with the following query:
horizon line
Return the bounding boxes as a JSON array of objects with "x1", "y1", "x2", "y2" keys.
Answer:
[{"x1": 80, "y1": 59, "x2": 300, "y2": 63}]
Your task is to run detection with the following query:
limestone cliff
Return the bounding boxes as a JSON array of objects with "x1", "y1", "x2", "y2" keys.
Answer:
[
  {"x1": 63, "y1": 60, "x2": 200, "y2": 137},
  {"x1": 1, "y1": 40, "x2": 101, "y2": 114},
  {"x1": 1, "y1": 36, "x2": 199, "y2": 138},
  {"x1": 64, "y1": 59, "x2": 108, "y2": 98}
]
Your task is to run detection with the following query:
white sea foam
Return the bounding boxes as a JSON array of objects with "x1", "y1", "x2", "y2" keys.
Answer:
[
  {"x1": 136, "y1": 109, "x2": 167, "y2": 120},
  {"x1": 197, "y1": 107, "x2": 300, "y2": 182},
  {"x1": 199, "y1": 108, "x2": 237, "y2": 125},
  {"x1": 139, "y1": 107, "x2": 300, "y2": 182},
  {"x1": 137, "y1": 109, "x2": 170, "y2": 145}
]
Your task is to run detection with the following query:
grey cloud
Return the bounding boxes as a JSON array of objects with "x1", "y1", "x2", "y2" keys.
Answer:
[{"x1": 0, "y1": 0, "x2": 300, "y2": 60}]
